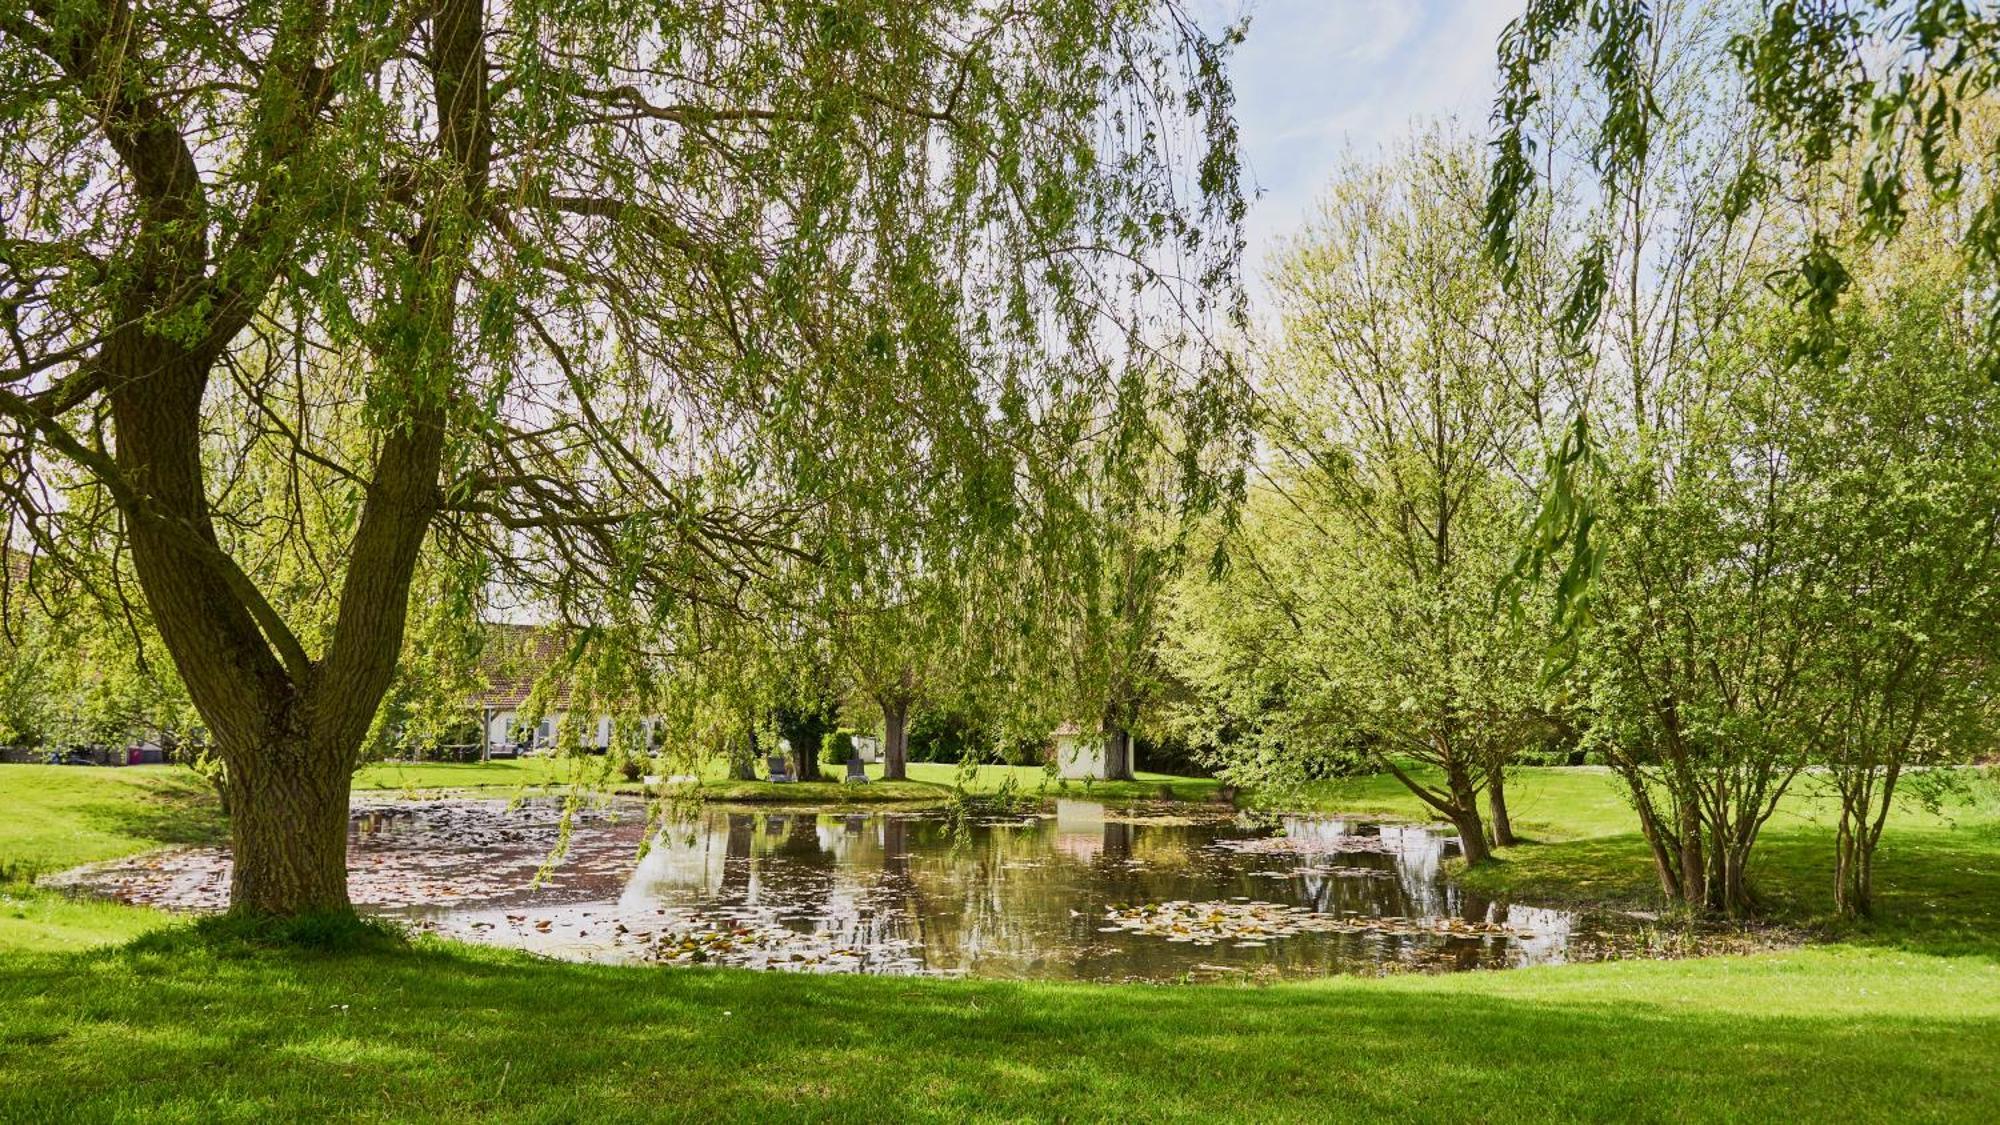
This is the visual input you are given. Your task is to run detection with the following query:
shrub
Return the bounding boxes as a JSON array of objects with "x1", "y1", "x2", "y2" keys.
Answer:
[{"x1": 821, "y1": 730, "x2": 857, "y2": 766}]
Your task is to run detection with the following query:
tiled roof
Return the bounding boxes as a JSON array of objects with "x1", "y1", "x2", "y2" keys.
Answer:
[{"x1": 470, "y1": 624, "x2": 575, "y2": 711}]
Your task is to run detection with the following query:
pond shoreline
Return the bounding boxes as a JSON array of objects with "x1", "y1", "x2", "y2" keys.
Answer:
[{"x1": 48, "y1": 792, "x2": 1791, "y2": 980}]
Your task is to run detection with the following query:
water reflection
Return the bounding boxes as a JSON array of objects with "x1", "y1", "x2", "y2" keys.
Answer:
[{"x1": 60, "y1": 796, "x2": 1641, "y2": 981}]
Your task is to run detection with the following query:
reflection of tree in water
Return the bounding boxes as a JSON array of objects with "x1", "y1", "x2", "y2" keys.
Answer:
[
  {"x1": 719, "y1": 813, "x2": 754, "y2": 896},
  {"x1": 611, "y1": 804, "x2": 1588, "y2": 979}
]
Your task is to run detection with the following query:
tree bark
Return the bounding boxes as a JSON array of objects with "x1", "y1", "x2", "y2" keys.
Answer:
[
  {"x1": 1486, "y1": 764, "x2": 1516, "y2": 847},
  {"x1": 881, "y1": 697, "x2": 910, "y2": 780},
  {"x1": 794, "y1": 740, "x2": 823, "y2": 783},
  {"x1": 225, "y1": 738, "x2": 352, "y2": 915},
  {"x1": 1101, "y1": 714, "x2": 1135, "y2": 781},
  {"x1": 1451, "y1": 807, "x2": 1492, "y2": 866},
  {"x1": 1445, "y1": 765, "x2": 1491, "y2": 865}
]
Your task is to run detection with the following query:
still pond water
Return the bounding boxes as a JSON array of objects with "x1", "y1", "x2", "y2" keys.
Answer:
[{"x1": 64, "y1": 796, "x2": 1643, "y2": 982}]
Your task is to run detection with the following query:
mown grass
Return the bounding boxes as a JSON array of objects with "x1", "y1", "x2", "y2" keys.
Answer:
[
  {"x1": 0, "y1": 932, "x2": 1994, "y2": 1123},
  {"x1": 6, "y1": 760, "x2": 1999, "y2": 1120},
  {"x1": 352, "y1": 755, "x2": 1224, "y2": 804},
  {"x1": 1291, "y1": 763, "x2": 2000, "y2": 957},
  {"x1": 0, "y1": 764, "x2": 221, "y2": 952},
  {"x1": 0, "y1": 764, "x2": 225, "y2": 879}
]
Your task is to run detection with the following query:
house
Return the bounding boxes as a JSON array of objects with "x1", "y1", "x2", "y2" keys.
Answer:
[{"x1": 468, "y1": 624, "x2": 659, "y2": 755}]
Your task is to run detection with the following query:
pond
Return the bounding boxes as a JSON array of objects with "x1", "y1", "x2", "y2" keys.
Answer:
[{"x1": 57, "y1": 795, "x2": 1653, "y2": 982}]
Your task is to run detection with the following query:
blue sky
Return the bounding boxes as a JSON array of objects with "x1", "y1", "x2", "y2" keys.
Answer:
[{"x1": 1202, "y1": 0, "x2": 1526, "y2": 287}]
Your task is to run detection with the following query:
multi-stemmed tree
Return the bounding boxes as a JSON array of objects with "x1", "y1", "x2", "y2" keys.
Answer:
[{"x1": 1168, "y1": 135, "x2": 1560, "y2": 863}]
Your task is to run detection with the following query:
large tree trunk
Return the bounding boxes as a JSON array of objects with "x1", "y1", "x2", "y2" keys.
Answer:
[
  {"x1": 881, "y1": 697, "x2": 910, "y2": 780},
  {"x1": 54, "y1": 0, "x2": 475, "y2": 923},
  {"x1": 1486, "y1": 764, "x2": 1516, "y2": 847},
  {"x1": 225, "y1": 741, "x2": 353, "y2": 915},
  {"x1": 1101, "y1": 715, "x2": 1135, "y2": 782}
]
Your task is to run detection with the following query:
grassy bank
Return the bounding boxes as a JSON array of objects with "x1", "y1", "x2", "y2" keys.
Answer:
[
  {"x1": 5, "y1": 762, "x2": 2000, "y2": 1120},
  {"x1": 0, "y1": 765, "x2": 219, "y2": 952},
  {"x1": 1293, "y1": 764, "x2": 2000, "y2": 955},
  {"x1": 1, "y1": 933, "x2": 1994, "y2": 1122},
  {"x1": 355, "y1": 756, "x2": 1224, "y2": 803}
]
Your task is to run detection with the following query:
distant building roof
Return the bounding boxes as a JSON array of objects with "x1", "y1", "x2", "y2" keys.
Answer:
[{"x1": 471, "y1": 624, "x2": 575, "y2": 710}]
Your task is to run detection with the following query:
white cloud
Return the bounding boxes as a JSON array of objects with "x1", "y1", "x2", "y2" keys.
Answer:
[{"x1": 1208, "y1": 0, "x2": 1526, "y2": 302}]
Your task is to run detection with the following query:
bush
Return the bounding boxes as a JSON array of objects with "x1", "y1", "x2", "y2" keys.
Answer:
[
  {"x1": 908, "y1": 711, "x2": 985, "y2": 763},
  {"x1": 821, "y1": 730, "x2": 857, "y2": 766}
]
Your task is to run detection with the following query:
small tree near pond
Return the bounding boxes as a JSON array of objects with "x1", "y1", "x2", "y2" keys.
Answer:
[{"x1": 1166, "y1": 133, "x2": 1563, "y2": 862}]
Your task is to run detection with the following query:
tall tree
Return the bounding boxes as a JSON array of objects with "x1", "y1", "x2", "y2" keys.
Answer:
[
  {"x1": 1168, "y1": 134, "x2": 1559, "y2": 862},
  {"x1": 0, "y1": 0, "x2": 1244, "y2": 916},
  {"x1": 1488, "y1": 0, "x2": 2000, "y2": 629},
  {"x1": 1785, "y1": 236, "x2": 2000, "y2": 918}
]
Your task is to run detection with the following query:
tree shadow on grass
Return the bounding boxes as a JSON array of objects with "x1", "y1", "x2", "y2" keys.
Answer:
[
  {"x1": 0, "y1": 937, "x2": 1995, "y2": 1122},
  {"x1": 76, "y1": 773, "x2": 229, "y2": 856}
]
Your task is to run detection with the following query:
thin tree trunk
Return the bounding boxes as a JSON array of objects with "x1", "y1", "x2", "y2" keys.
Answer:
[
  {"x1": 882, "y1": 698, "x2": 909, "y2": 780},
  {"x1": 1835, "y1": 805, "x2": 1877, "y2": 918},
  {"x1": 730, "y1": 729, "x2": 758, "y2": 781},
  {"x1": 1678, "y1": 803, "x2": 1707, "y2": 907},
  {"x1": 1445, "y1": 764, "x2": 1491, "y2": 866},
  {"x1": 1486, "y1": 764, "x2": 1516, "y2": 847}
]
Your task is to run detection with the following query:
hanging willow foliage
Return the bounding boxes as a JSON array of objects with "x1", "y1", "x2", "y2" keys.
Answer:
[{"x1": 0, "y1": 0, "x2": 1247, "y2": 915}]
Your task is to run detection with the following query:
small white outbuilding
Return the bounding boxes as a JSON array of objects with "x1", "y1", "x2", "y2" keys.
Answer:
[{"x1": 1052, "y1": 723, "x2": 1105, "y2": 780}]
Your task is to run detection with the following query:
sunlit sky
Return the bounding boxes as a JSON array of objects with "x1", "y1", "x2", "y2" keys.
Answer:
[{"x1": 1203, "y1": 0, "x2": 1526, "y2": 296}]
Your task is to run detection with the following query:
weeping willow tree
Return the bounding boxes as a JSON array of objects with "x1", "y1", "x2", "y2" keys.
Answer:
[{"x1": 0, "y1": 0, "x2": 1245, "y2": 917}]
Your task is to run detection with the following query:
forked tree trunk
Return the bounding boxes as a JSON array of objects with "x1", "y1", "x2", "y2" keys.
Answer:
[
  {"x1": 1486, "y1": 765, "x2": 1516, "y2": 847},
  {"x1": 1379, "y1": 754, "x2": 1491, "y2": 866},
  {"x1": 881, "y1": 697, "x2": 910, "y2": 780},
  {"x1": 73, "y1": 0, "x2": 477, "y2": 922}
]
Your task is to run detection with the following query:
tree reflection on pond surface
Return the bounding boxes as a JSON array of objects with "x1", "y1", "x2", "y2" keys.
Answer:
[{"x1": 61, "y1": 796, "x2": 1646, "y2": 981}]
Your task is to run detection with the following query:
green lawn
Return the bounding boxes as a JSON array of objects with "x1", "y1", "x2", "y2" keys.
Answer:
[
  {"x1": 0, "y1": 765, "x2": 221, "y2": 952},
  {"x1": 352, "y1": 755, "x2": 1223, "y2": 803},
  {"x1": 5, "y1": 761, "x2": 1999, "y2": 1120},
  {"x1": 1293, "y1": 763, "x2": 2000, "y2": 954},
  {"x1": 698, "y1": 760, "x2": 1223, "y2": 803},
  {"x1": 0, "y1": 764, "x2": 224, "y2": 879},
  {"x1": 353, "y1": 756, "x2": 580, "y2": 791},
  {"x1": 1, "y1": 933, "x2": 1993, "y2": 1122}
]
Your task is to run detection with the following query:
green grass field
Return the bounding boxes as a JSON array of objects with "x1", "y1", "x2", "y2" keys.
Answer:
[
  {"x1": 2, "y1": 936, "x2": 1993, "y2": 1123},
  {"x1": 353, "y1": 755, "x2": 1223, "y2": 803},
  {"x1": 4, "y1": 762, "x2": 1998, "y2": 1120},
  {"x1": 1289, "y1": 764, "x2": 2000, "y2": 954}
]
